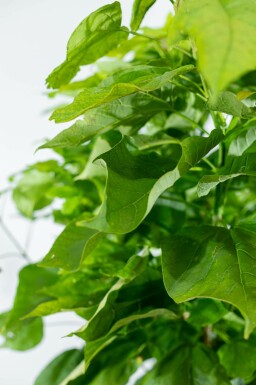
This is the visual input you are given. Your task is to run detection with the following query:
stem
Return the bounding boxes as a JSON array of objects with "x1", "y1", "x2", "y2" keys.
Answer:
[
  {"x1": 202, "y1": 158, "x2": 216, "y2": 172},
  {"x1": 173, "y1": 110, "x2": 209, "y2": 135},
  {"x1": 213, "y1": 142, "x2": 226, "y2": 225},
  {"x1": 124, "y1": 29, "x2": 160, "y2": 42},
  {"x1": 138, "y1": 138, "x2": 180, "y2": 151},
  {"x1": 173, "y1": 46, "x2": 193, "y2": 58},
  {"x1": 175, "y1": 0, "x2": 183, "y2": 12},
  {"x1": 203, "y1": 325, "x2": 214, "y2": 347},
  {"x1": 200, "y1": 73, "x2": 209, "y2": 99},
  {"x1": 122, "y1": 28, "x2": 168, "y2": 58},
  {"x1": 171, "y1": 80, "x2": 207, "y2": 102},
  {"x1": 0, "y1": 218, "x2": 31, "y2": 262},
  {"x1": 179, "y1": 75, "x2": 204, "y2": 94},
  {"x1": 0, "y1": 252, "x2": 27, "y2": 260}
]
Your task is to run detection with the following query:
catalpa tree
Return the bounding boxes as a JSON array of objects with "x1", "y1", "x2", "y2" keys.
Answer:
[{"x1": 2, "y1": 0, "x2": 256, "y2": 384}]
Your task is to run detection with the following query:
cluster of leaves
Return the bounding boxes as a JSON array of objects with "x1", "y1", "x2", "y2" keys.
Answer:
[{"x1": 2, "y1": 0, "x2": 256, "y2": 384}]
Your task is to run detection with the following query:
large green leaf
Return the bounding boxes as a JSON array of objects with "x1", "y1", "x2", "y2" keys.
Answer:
[
  {"x1": 0, "y1": 264, "x2": 57, "y2": 350},
  {"x1": 39, "y1": 93, "x2": 169, "y2": 149},
  {"x1": 40, "y1": 219, "x2": 103, "y2": 271},
  {"x1": 208, "y1": 91, "x2": 255, "y2": 118},
  {"x1": 162, "y1": 225, "x2": 256, "y2": 338},
  {"x1": 13, "y1": 170, "x2": 55, "y2": 218},
  {"x1": 7, "y1": 264, "x2": 57, "y2": 320},
  {"x1": 169, "y1": 0, "x2": 256, "y2": 92},
  {"x1": 136, "y1": 344, "x2": 230, "y2": 385},
  {"x1": 50, "y1": 65, "x2": 194, "y2": 122},
  {"x1": 0, "y1": 315, "x2": 43, "y2": 351},
  {"x1": 34, "y1": 349, "x2": 83, "y2": 385},
  {"x1": 46, "y1": 2, "x2": 128, "y2": 88},
  {"x1": 131, "y1": 0, "x2": 158, "y2": 31},
  {"x1": 218, "y1": 340, "x2": 256, "y2": 383},
  {"x1": 82, "y1": 129, "x2": 223, "y2": 233}
]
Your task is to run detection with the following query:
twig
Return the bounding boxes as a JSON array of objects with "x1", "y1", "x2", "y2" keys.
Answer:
[{"x1": 0, "y1": 218, "x2": 31, "y2": 262}]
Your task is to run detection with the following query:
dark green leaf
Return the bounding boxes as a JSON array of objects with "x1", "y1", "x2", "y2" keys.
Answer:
[
  {"x1": 136, "y1": 344, "x2": 230, "y2": 384},
  {"x1": 82, "y1": 129, "x2": 223, "y2": 233},
  {"x1": 34, "y1": 349, "x2": 83, "y2": 385},
  {"x1": 76, "y1": 254, "x2": 148, "y2": 341},
  {"x1": 162, "y1": 225, "x2": 256, "y2": 338},
  {"x1": 185, "y1": 299, "x2": 228, "y2": 327},
  {"x1": 218, "y1": 340, "x2": 256, "y2": 383},
  {"x1": 75, "y1": 335, "x2": 142, "y2": 385}
]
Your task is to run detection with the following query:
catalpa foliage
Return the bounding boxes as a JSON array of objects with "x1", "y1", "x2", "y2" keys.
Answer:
[{"x1": 2, "y1": 0, "x2": 256, "y2": 384}]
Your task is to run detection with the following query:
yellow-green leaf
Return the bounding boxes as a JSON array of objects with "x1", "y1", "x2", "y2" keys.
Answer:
[{"x1": 169, "y1": 0, "x2": 256, "y2": 92}]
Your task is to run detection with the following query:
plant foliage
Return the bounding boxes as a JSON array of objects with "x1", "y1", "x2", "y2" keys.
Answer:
[{"x1": 2, "y1": 0, "x2": 256, "y2": 384}]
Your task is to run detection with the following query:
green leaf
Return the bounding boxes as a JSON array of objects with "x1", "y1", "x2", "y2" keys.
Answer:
[
  {"x1": 24, "y1": 269, "x2": 112, "y2": 319},
  {"x1": 46, "y1": 2, "x2": 128, "y2": 88},
  {"x1": 39, "y1": 93, "x2": 169, "y2": 149},
  {"x1": 40, "y1": 219, "x2": 103, "y2": 271},
  {"x1": 208, "y1": 91, "x2": 255, "y2": 118},
  {"x1": 131, "y1": 0, "x2": 158, "y2": 31},
  {"x1": 227, "y1": 127, "x2": 256, "y2": 157},
  {"x1": 76, "y1": 254, "x2": 148, "y2": 341},
  {"x1": 77, "y1": 307, "x2": 176, "y2": 368},
  {"x1": 198, "y1": 174, "x2": 239, "y2": 197},
  {"x1": 185, "y1": 299, "x2": 228, "y2": 327},
  {"x1": 50, "y1": 65, "x2": 194, "y2": 122},
  {"x1": 0, "y1": 316, "x2": 43, "y2": 351},
  {"x1": 0, "y1": 264, "x2": 57, "y2": 350},
  {"x1": 34, "y1": 349, "x2": 83, "y2": 385},
  {"x1": 76, "y1": 335, "x2": 142, "y2": 385},
  {"x1": 192, "y1": 345, "x2": 231, "y2": 385},
  {"x1": 218, "y1": 340, "x2": 256, "y2": 383},
  {"x1": 8, "y1": 264, "x2": 58, "y2": 320},
  {"x1": 169, "y1": 0, "x2": 256, "y2": 92},
  {"x1": 136, "y1": 344, "x2": 230, "y2": 385},
  {"x1": 82, "y1": 129, "x2": 223, "y2": 233},
  {"x1": 197, "y1": 153, "x2": 256, "y2": 197},
  {"x1": 13, "y1": 170, "x2": 55, "y2": 218},
  {"x1": 162, "y1": 225, "x2": 256, "y2": 338},
  {"x1": 83, "y1": 335, "x2": 117, "y2": 372},
  {"x1": 109, "y1": 308, "x2": 177, "y2": 334}
]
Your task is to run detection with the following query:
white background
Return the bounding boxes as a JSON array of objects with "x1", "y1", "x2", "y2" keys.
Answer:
[{"x1": 0, "y1": 1, "x2": 172, "y2": 384}]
